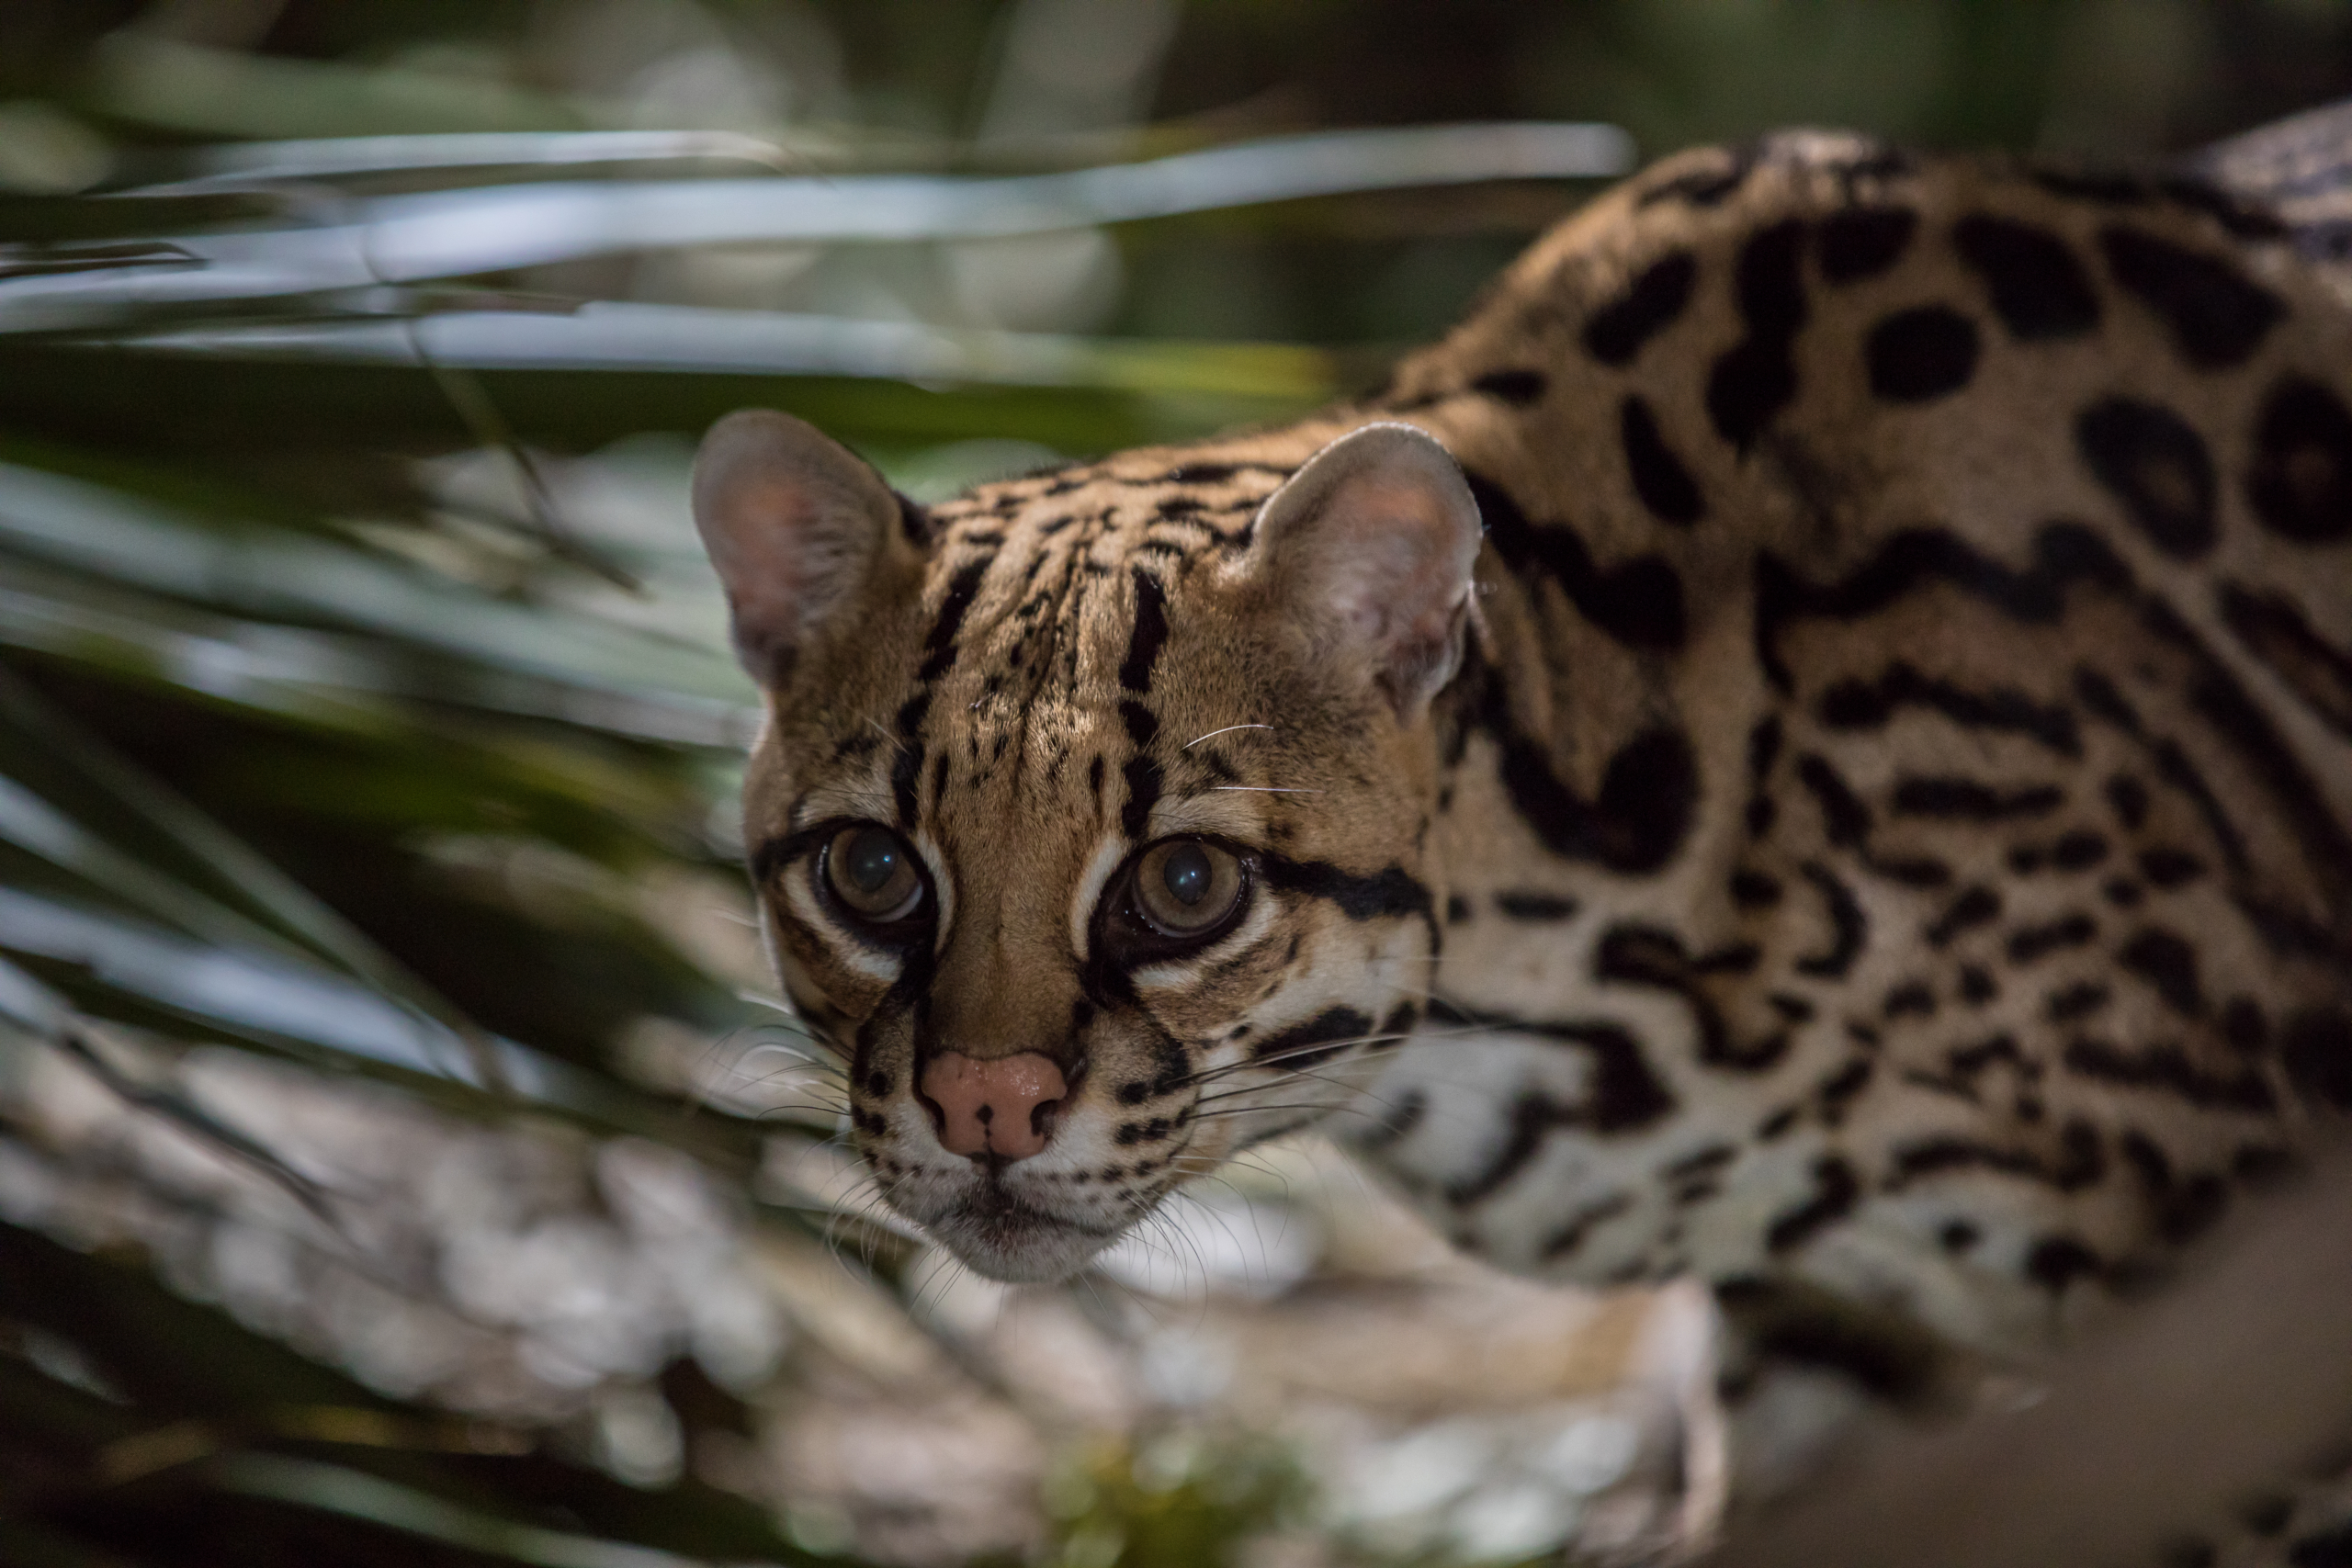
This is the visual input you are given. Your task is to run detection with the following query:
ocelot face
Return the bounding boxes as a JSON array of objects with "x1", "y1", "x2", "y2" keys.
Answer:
[{"x1": 696, "y1": 411, "x2": 1481, "y2": 1280}]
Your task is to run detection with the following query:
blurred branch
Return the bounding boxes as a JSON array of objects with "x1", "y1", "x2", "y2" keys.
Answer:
[
  {"x1": 0, "y1": 124, "x2": 1629, "y2": 335},
  {"x1": 118, "y1": 304, "x2": 1344, "y2": 398},
  {"x1": 46, "y1": 1017, "x2": 338, "y2": 1228},
  {"x1": 405, "y1": 332, "x2": 643, "y2": 594},
  {"x1": 0, "y1": 664, "x2": 517, "y2": 1063},
  {"x1": 207, "y1": 1454, "x2": 729, "y2": 1568},
  {"x1": 1706, "y1": 1144, "x2": 2352, "y2": 1568},
  {"x1": 143, "y1": 131, "x2": 801, "y2": 192}
]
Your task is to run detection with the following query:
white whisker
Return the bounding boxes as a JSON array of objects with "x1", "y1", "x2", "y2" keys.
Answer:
[{"x1": 1182, "y1": 724, "x2": 1276, "y2": 749}]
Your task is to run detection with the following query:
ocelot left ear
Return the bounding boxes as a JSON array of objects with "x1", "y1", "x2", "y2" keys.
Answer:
[
  {"x1": 690, "y1": 409, "x2": 924, "y2": 690},
  {"x1": 1240, "y1": 422, "x2": 1483, "y2": 717}
]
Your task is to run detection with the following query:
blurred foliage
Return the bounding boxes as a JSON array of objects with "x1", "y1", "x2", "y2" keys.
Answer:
[
  {"x1": 1038, "y1": 1434, "x2": 1312, "y2": 1568},
  {"x1": 1, "y1": 2, "x2": 2351, "y2": 1566}
]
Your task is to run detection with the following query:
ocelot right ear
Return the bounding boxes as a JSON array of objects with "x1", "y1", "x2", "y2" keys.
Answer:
[
  {"x1": 1238, "y1": 422, "x2": 1484, "y2": 719},
  {"x1": 691, "y1": 410, "x2": 925, "y2": 688}
]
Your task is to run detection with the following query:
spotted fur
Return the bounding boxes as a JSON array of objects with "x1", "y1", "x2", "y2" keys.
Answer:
[{"x1": 698, "y1": 110, "x2": 2352, "y2": 1556}]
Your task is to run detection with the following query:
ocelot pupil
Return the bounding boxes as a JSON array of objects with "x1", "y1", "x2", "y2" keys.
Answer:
[
  {"x1": 1164, "y1": 843, "x2": 1212, "y2": 906},
  {"x1": 845, "y1": 829, "x2": 900, "y2": 894}
]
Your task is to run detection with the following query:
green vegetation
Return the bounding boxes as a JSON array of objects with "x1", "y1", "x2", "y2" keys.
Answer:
[{"x1": 2, "y1": 3, "x2": 2348, "y2": 1564}]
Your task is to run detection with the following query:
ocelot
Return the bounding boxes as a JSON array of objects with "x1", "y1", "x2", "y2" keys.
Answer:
[{"x1": 691, "y1": 101, "x2": 2352, "y2": 1562}]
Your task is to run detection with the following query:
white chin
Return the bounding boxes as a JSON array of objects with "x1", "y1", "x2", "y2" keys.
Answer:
[{"x1": 926, "y1": 1202, "x2": 1122, "y2": 1283}]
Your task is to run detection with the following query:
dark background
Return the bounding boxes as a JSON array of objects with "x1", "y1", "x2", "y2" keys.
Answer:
[{"x1": 3, "y1": 5, "x2": 2351, "y2": 1566}]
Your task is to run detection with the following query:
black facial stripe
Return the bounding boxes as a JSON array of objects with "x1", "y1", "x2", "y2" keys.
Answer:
[
  {"x1": 1118, "y1": 699, "x2": 1163, "y2": 840},
  {"x1": 1120, "y1": 569, "x2": 1170, "y2": 694},
  {"x1": 1255, "y1": 852, "x2": 1432, "y2": 924},
  {"x1": 765, "y1": 897, "x2": 847, "y2": 967},
  {"x1": 890, "y1": 690, "x2": 930, "y2": 827},
  {"x1": 917, "y1": 558, "x2": 990, "y2": 682},
  {"x1": 1250, "y1": 1005, "x2": 1377, "y2": 1068}
]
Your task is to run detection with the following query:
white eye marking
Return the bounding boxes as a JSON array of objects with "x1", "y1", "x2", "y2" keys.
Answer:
[
  {"x1": 1129, "y1": 890, "x2": 1277, "y2": 989},
  {"x1": 1069, "y1": 833, "x2": 1127, "y2": 960},
  {"x1": 783, "y1": 866, "x2": 900, "y2": 982},
  {"x1": 910, "y1": 828, "x2": 955, "y2": 938}
]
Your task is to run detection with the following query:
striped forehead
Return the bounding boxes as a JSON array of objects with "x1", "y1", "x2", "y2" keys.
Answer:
[
  {"x1": 786, "y1": 454, "x2": 1307, "y2": 831},
  {"x1": 931, "y1": 455, "x2": 1288, "y2": 558},
  {"x1": 875, "y1": 468, "x2": 1272, "y2": 815},
  {"x1": 918, "y1": 465, "x2": 1272, "y2": 677}
]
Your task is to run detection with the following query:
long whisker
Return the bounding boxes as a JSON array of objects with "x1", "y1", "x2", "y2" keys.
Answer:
[
  {"x1": 1182, "y1": 724, "x2": 1275, "y2": 748},
  {"x1": 1175, "y1": 1021, "x2": 1510, "y2": 1091},
  {"x1": 1182, "y1": 1101, "x2": 1384, "y2": 1122},
  {"x1": 1173, "y1": 1030, "x2": 1427, "y2": 1089},
  {"x1": 1192, "y1": 1066, "x2": 1380, "y2": 1106}
]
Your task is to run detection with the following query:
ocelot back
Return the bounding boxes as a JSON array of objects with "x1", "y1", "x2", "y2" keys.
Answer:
[{"x1": 692, "y1": 101, "x2": 2352, "y2": 1559}]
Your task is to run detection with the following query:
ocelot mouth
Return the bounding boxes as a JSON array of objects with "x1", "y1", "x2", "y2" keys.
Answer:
[{"x1": 923, "y1": 1184, "x2": 1130, "y2": 1283}]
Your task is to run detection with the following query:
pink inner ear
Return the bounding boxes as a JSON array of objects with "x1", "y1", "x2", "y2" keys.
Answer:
[
  {"x1": 1317, "y1": 470, "x2": 1474, "y2": 649},
  {"x1": 1245, "y1": 422, "x2": 1481, "y2": 716},
  {"x1": 714, "y1": 478, "x2": 853, "y2": 644},
  {"x1": 691, "y1": 409, "x2": 905, "y2": 686}
]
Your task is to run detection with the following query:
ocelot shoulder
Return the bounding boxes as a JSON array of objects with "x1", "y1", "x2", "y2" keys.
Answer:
[{"x1": 689, "y1": 109, "x2": 2352, "y2": 1568}]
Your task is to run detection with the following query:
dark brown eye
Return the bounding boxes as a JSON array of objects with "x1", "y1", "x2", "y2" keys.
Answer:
[
  {"x1": 825, "y1": 825, "x2": 924, "y2": 923},
  {"x1": 1133, "y1": 839, "x2": 1244, "y2": 937}
]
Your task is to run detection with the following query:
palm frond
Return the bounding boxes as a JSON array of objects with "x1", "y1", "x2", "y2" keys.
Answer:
[{"x1": 0, "y1": 77, "x2": 1648, "y2": 1568}]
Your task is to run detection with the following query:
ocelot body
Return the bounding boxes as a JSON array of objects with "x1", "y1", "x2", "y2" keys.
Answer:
[{"x1": 692, "y1": 104, "x2": 2352, "y2": 1562}]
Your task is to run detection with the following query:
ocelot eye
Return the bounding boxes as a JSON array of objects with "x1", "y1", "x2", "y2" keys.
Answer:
[
  {"x1": 823, "y1": 824, "x2": 926, "y2": 925},
  {"x1": 1131, "y1": 839, "x2": 1246, "y2": 939}
]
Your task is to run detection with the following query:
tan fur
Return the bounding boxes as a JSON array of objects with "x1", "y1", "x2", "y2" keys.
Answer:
[{"x1": 702, "y1": 124, "x2": 2352, "y2": 1557}]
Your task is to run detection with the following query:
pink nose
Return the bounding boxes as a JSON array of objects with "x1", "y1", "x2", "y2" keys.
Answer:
[{"x1": 919, "y1": 1052, "x2": 1068, "y2": 1160}]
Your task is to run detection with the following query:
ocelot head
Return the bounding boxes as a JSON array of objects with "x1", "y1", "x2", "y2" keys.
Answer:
[{"x1": 693, "y1": 409, "x2": 1479, "y2": 1280}]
